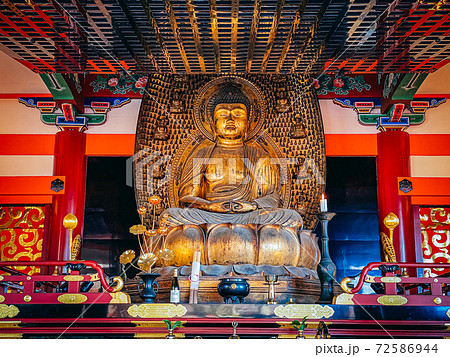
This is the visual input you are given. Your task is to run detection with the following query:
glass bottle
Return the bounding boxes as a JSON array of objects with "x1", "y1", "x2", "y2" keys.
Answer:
[{"x1": 170, "y1": 268, "x2": 180, "y2": 303}]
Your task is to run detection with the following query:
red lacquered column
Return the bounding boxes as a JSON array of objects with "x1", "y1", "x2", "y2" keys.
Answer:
[
  {"x1": 43, "y1": 129, "x2": 87, "y2": 261},
  {"x1": 376, "y1": 130, "x2": 415, "y2": 267}
]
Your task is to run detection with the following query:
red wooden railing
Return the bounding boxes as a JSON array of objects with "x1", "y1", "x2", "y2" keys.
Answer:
[
  {"x1": 337, "y1": 262, "x2": 450, "y2": 306},
  {"x1": 0, "y1": 260, "x2": 128, "y2": 305}
]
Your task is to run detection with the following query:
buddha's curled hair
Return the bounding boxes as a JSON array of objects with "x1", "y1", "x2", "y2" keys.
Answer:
[{"x1": 209, "y1": 82, "x2": 252, "y2": 118}]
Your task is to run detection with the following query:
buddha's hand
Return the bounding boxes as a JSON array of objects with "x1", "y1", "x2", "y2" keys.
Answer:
[
  {"x1": 231, "y1": 200, "x2": 257, "y2": 213},
  {"x1": 206, "y1": 200, "x2": 233, "y2": 213}
]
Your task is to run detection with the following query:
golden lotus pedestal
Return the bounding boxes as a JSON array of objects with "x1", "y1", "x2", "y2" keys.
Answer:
[
  {"x1": 163, "y1": 223, "x2": 321, "y2": 268},
  {"x1": 130, "y1": 223, "x2": 324, "y2": 304}
]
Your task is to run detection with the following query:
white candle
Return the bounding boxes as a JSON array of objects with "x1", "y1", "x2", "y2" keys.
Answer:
[{"x1": 320, "y1": 194, "x2": 328, "y2": 212}]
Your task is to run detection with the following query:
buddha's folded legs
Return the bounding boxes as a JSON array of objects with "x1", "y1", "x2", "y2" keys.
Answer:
[{"x1": 160, "y1": 207, "x2": 303, "y2": 229}]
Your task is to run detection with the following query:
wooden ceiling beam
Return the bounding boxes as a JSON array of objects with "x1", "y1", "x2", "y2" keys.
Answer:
[
  {"x1": 209, "y1": 0, "x2": 220, "y2": 72},
  {"x1": 70, "y1": 0, "x2": 112, "y2": 48},
  {"x1": 275, "y1": 0, "x2": 307, "y2": 73},
  {"x1": 230, "y1": 0, "x2": 239, "y2": 73},
  {"x1": 163, "y1": 0, "x2": 191, "y2": 73},
  {"x1": 117, "y1": 0, "x2": 159, "y2": 72},
  {"x1": 246, "y1": 0, "x2": 262, "y2": 72},
  {"x1": 290, "y1": 0, "x2": 331, "y2": 73},
  {"x1": 260, "y1": 0, "x2": 284, "y2": 73},
  {"x1": 186, "y1": 0, "x2": 205, "y2": 72},
  {"x1": 141, "y1": 0, "x2": 176, "y2": 73}
]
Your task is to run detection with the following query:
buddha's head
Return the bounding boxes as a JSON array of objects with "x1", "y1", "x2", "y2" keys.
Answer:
[
  {"x1": 213, "y1": 103, "x2": 248, "y2": 141},
  {"x1": 209, "y1": 83, "x2": 251, "y2": 141}
]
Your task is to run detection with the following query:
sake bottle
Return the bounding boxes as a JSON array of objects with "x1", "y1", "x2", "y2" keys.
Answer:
[{"x1": 170, "y1": 268, "x2": 180, "y2": 303}]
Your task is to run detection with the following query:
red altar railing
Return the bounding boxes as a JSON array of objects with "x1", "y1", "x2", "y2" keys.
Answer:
[
  {"x1": 337, "y1": 262, "x2": 450, "y2": 306},
  {"x1": 0, "y1": 260, "x2": 129, "y2": 304}
]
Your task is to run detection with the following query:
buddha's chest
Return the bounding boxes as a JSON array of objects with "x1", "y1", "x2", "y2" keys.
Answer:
[{"x1": 204, "y1": 150, "x2": 246, "y2": 183}]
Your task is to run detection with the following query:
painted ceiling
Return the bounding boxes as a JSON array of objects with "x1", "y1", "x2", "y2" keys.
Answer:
[{"x1": 0, "y1": 0, "x2": 449, "y2": 75}]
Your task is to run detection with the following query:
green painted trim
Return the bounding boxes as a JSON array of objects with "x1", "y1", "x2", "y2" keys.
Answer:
[
  {"x1": 39, "y1": 74, "x2": 74, "y2": 100},
  {"x1": 41, "y1": 114, "x2": 106, "y2": 125},
  {"x1": 359, "y1": 113, "x2": 424, "y2": 126},
  {"x1": 392, "y1": 73, "x2": 428, "y2": 100}
]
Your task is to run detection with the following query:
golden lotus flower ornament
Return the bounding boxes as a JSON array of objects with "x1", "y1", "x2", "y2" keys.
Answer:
[
  {"x1": 137, "y1": 206, "x2": 147, "y2": 215},
  {"x1": 130, "y1": 224, "x2": 146, "y2": 235},
  {"x1": 119, "y1": 250, "x2": 135, "y2": 264},
  {"x1": 144, "y1": 229, "x2": 158, "y2": 238},
  {"x1": 159, "y1": 248, "x2": 175, "y2": 261},
  {"x1": 148, "y1": 195, "x2": 161, "y2": 205},
  {"x1": 157, "y1": 226, "x2": 169, "y2": 235},
  {"x1": 138, "y1": 253, "x2": 158, "y2": 271}
]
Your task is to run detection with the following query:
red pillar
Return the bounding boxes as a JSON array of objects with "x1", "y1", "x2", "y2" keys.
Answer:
[
  {"x1": 44, "y1": 130, "x2": 87, "y2": 261},
  {"x1": 376, "y1": 130, "x2": 415, "y2": 265}
]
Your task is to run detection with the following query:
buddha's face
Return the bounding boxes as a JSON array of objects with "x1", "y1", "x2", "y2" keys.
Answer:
[{"x1": 213, "y1": 103, "x2": 248, "y2": 140}]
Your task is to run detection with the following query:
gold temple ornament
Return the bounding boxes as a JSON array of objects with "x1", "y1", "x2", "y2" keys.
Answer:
[{"x1": 119, "y1": 194, "x2": 175, "y2": 274}]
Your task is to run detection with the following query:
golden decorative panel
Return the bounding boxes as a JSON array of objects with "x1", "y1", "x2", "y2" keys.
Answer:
[
  {"x1": 274, "y1": 304, "x2": 334, "y2": 319},
  {"x1": 135, "y1": 74, "x2": 325, "y2": 230},
  {"x1": 63, "y1": 275, "x2": 84, "y2": 282},
  {"x1": 57, "y1": 294, "x2": 88, "y2": 304},
  {"x1": 0, "y1": 296, "x2": 4, "y2": 303},
  {"x1": 380, "y1": 277, "x2": 402, "y2": 283},
  {"x1": 132, "y1": 321, "x2": 186, "y2": 328},
  {"x1": 333, "y1": 293, "x2": 355, "y2": 305},
  {"x1": 134, "y1": 333, "x2": 184, "y2": 339},
  {"x1": 109, "y1": 292, "x2": 131, "y2": 304},
  {"x1": 0, "y1": 206, "x2": 45, "y2": 275},
  {"x1": 377, "y1": 295, "x2": 408, "y2": 306},
  {"x1": 0, "y1": 321, "x2": 20, "y2": 328},
  {"x1": 0, "y1": 304, "x2": 19, "y2": 318},
  {"x1": 0, "y1": 333, "x2": 22, "y2": 339},
  {"x1": 127, "y1": 304, "x2": 187, "y2": 318}
]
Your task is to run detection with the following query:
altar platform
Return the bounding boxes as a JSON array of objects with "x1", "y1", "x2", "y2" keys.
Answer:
[
  {"x1": 1, "y1": 303, "x2": 449, "y2": 339},
  {"x1": 1, "y1": 261, "x2": 450, "y2": 339}
]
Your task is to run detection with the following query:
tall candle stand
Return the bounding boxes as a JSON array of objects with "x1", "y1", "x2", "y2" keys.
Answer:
[{"x1": 316, "y1": 212, "x2": 337, "y2": 304}]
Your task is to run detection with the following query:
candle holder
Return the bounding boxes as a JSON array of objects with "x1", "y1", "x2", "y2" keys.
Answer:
[
  {"x1": 264, "y1": 275, "x2": 278, "y2": 304},
  {"x1": 316, "y1": 212, "x2": 337, "y2": 304}
]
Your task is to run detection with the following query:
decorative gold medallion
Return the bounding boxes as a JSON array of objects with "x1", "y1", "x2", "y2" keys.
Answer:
[
  {"x1": 127, "y1": 304, "x2": 187, "y2": 318},
  {"x1": 434, "y1": 297, "x2": 442, "y2": 305},
  {"x1": 380, "y1": 277, "x2": 402, "y2": 283},
  {"x1": 0, "y1": 305, "x2": 20, "y2": 318},
  {"x1": 274, "y1": 304, "x2": 334, "y2": 319},
  {"x1": 109, "y1": 292, "x2": 131, "y2": 304},
  {"x1": 0, "y1": 296, "x2": 4, "y2": 303},
  {"x1": 23, "y1": 295, "x2": 31, "y2": 302},
  {"x1": 377, "y1": 295, "x2": 408, "y2": 306},
  {"x1": 0, "y1": 276, "x2": 3, "y2": 281},
  {"x1": 333, "y1": 293, "x2": 355, "y2": 305},
  {"x1": 63, "y1": 275, "x2": 84, "y2": 281},
  {"x1": 447, "y1": 309, "x2": 450, "y2": 319},
  {"x1": 57, "y1": 294, "x2": 87, "y2": 304}
]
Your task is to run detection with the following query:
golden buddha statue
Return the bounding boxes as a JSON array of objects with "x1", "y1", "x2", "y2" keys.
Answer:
[{"x1": 159, "y1": 82, "x2": 319, "y2": 269}]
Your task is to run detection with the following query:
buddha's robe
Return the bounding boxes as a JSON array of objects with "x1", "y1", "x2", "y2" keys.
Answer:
[{"x1": 160, "y1": 143, "x2": 302, "y2": 228}]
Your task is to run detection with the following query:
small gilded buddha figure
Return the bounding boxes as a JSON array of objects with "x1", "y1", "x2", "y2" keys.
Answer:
[{"x1": 161, "y1": 84, "x2": 302, "y2": 229}]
